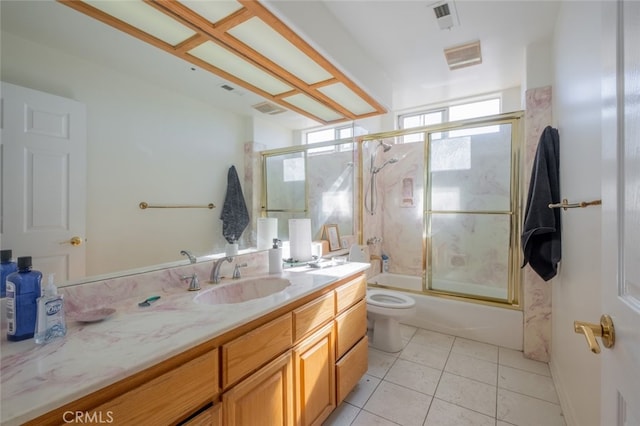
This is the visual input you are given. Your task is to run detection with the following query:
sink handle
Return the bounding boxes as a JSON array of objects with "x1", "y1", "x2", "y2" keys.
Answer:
[
  {"x1": 233, "y1": 263, "x2": 248, "y2": 279},
  {"x1": 182, "y1": 273, "x2": 200, "y2": 291}
]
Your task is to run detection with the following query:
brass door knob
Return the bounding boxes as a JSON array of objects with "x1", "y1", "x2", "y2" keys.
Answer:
[
  {"x1": 574, "y1": 314, "x2": 615, "y2": 354},
  {"x1": 61, "y1": 236, "x2": 83, "y2": 246}
]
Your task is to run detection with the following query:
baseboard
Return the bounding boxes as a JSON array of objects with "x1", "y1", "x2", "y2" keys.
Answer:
[{"x1": 549, "y1": 358, "x2": 578, "y2": 426}]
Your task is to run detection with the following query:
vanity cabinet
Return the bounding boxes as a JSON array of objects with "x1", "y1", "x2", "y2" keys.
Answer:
[
  {"x1": 223, "y1": 351, "x2": 295, "y2": 426},
  {"x1": 293, "y1": 322, "x2": 336, "y2": 426},
  {"x1": 24, "y1": 347, "x2": 220, "y2": 426},
  {"x1": 25, "y1": 272, "x2": 367, "y2": 426},
  {"x1": 334, "y1": 276, "x2": 368, "y2": 404}
]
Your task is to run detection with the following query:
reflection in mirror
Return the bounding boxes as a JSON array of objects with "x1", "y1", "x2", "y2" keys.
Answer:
[
  {"x1": 262, "y1": 140, "x2": 356, "y2": 249},
  {"x1": 0, "y1": 1, "x2": 295, "y2": 287}
]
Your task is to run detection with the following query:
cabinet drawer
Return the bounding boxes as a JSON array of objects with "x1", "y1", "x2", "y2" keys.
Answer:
[
  {"x1": 293, "y1": 291, "x2": 335, "y2": 342},
  {"x1": 181, "y1": 403, "x2": 222, "y2": 426},
  {"x1": 223, "y1": 313, "x2": 292, "y2": 389},
  {"x1": 335, "y1": 299, "x2": 367, "y2": 359},
  {"x1": 93, "y1": 349, "x2": 219, "y2": 425},
  {"x1": 335, "y1": 275, "x2": 366, "y2": 313},
  {"x1": 336, "y1": 336, "x2": 368, "y2": 403}
]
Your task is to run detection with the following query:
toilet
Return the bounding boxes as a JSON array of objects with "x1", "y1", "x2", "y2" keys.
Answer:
[{"x1": 366, "y1": 289, "x2": 416, "y2": 353}]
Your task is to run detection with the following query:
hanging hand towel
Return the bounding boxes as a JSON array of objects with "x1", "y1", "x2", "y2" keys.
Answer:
[
  {"x1": 521, "y1": 126, "x2": 561, "y2": 281},
  {"x1": 220, "y1": 165, "x2": 249, "y2": 244}
]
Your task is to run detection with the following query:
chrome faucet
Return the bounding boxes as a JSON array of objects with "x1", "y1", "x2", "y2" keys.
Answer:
[
  {"x1": 210, "y1": 256, "x2": 233, "y2": 283},
  {"x1": 180, "y1": 250, "x2": 197, "y2": 264},
  {"x1": 181, "y1": 273, "x2": 200, "y2": 291}
]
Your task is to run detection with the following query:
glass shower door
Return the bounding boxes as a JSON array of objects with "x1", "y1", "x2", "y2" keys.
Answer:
[{"x1": 426, "y1": 122, "x2": 515, "y2": 302}]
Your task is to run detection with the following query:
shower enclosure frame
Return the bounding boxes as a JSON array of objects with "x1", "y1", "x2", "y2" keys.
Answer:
[
  {"x1": 357, "y1": 111, "x2": 524, "y2": 309},
  {"x1": 260, "y1": 137, "x2": 359, "y2": 243}
]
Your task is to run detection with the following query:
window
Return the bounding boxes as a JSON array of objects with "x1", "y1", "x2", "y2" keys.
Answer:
[
  {"x1": 398, "y1": 98, "x2": 501, "y2": 142},
  {"x1": 305, "y1": 125, "x2": 355, "y2": 155}
]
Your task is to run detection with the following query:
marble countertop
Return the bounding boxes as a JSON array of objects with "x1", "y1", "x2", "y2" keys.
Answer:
[{"x1": 0, "y1": 262, "x2": 369, "y2": 426}]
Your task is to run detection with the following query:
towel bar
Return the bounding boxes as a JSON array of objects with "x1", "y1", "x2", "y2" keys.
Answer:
[
  {"x1": 139, "y1": 202, "x2": 215, "y2": 209},
  {"x1": 548, "y1": 198, "x2": 601, "y2": 210}
]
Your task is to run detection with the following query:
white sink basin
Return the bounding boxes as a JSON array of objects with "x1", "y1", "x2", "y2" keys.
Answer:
[{"x1": 193, "y1": 277, "x2": 291, "y2": 305}]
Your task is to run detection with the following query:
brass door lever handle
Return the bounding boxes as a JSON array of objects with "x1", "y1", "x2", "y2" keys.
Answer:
[{"x1": 574, "y1": 314, "x2": 615, "y2": 354}]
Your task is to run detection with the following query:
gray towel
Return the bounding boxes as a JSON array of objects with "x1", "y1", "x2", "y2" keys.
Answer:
[
  {"x1": 521, "y1": 126, "x2": 561, "y2": 281},
  {"x1": 220, "y1": 165, "x2": 249, "y2": 244}
]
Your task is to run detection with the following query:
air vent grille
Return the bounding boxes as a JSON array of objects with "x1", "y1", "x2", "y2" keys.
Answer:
[
  {"x1": 444, "y1": 41, "x2": 482, "y2": 70},
  {"x1": 252, "y1": 102, "x2": 287, "y2": 115},
  {"x1": 430, "y1": 0, "x2": 459, "y2": 30},
  {"x1": 433, "y1": 4, "x2": 450, "y2": 18}
]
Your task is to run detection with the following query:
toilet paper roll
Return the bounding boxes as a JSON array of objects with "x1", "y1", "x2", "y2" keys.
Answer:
[
  {"x1": 257, "y1": 218, "x2": 278, "y2": 250},
  {"x1": 289, "y1": 218, "x2": 312, "y2": 262}
]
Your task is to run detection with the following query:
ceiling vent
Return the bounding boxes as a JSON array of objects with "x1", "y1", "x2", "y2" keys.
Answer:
[
  {"x1": 444, "y1": 40, "x2": 482, "y2": 70},
  {"x1": 218, "y1": 83, "x2": 245, "y2": 96},
  {"x1": 252, "y1": 101, "x2": 288, "y2": 115},
  {"x1": 430, "y1": 1, "x2": 459, "y2": 30}
]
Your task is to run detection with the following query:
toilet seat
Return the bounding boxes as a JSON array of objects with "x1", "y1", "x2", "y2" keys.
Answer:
[{"x1": 367, "y1": 289, "x2": 415, "y2": 309}]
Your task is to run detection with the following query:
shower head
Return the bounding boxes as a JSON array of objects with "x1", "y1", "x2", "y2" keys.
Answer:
[{"x1": 378, "y1": 140, "x2": 392, "y2": 152}]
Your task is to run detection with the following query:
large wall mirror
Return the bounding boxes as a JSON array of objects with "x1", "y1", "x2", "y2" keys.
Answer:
[{"x1": 0, "y1": 1, "x2": 296, "y2": 287}]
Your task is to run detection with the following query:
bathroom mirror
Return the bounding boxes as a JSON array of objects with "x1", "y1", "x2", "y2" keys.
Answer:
[{"x1": 0, "y1": 1, "x2": 302, "y2": 287}]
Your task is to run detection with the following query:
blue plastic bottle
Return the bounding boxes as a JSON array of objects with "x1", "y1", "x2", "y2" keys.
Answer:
[
  {"x1": 1, "y1": 250, "x2": 18, "y2": 298},
  {"x1": 6, "y1": 256, "x2": 42, "y2": 341}
]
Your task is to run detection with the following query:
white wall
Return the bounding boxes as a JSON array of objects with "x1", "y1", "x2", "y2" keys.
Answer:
[
  {"x1": 1, "y1": 32, "x2": 268, "y2": 277},
  {"x1": 550, "y1": 2, "x2": 603, "y2": 425}
]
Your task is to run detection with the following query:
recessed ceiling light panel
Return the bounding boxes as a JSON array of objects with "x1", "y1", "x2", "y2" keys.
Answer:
[
  {"x1": 190, "y1": 41, "x2": 292, "y2": 95},
  {"x1": 85, "y1": 0, "x2": 195, "y2": 45}
]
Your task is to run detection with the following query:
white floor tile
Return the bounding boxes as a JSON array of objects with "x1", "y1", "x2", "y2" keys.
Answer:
[
  {"x1": 498, "y1": 347, "x2": 551, "y2": 376},
  {"x1": 330, "y1": 326, "x2": 564, "y2": 426},
  {"x1": 322, "y1": 402, "x2": 360, "y2": 426},
  {"x1": 424, "y1": 398, "x2": 495, "y2": 426},
  {"x1": 451, "y1": 337, "x2": 499, "y2": 363},
  {"x1": 400, "y1": 323, "x2": 418, "y2": 342},
  {"x1": 368, "y1": 347, "x2": 398, "y2": 378},
  {"x1": 409, "y1": 328, "x2": 455, "y2": 351},
  {"x1": 384, "y1": 358, "x2": 442, "y2": 396},
  {"x1": 498, "y1": 365, "x2": 559, "y2": 403},
  {"x1": 344, "y1": 374, "x2": 381, "y2": 408},
  {"x1": 497, "y1": 388, "x2": 566, "y2": 426},
  {"x1": 444, "y1": 352, "x2": 498, "y2": 386},
  {"x1": 351, "y1": 410, "x2": 400, "y2": 426},
  {"x1": 363, "y1": 381, "x2": 432, "y2": 426},
  {"x1": 399, "y1": 340, "x2": 450, "y2": 370},
  {"x1": 434, "y1": 372, "x2": 497, "y2": 417}
]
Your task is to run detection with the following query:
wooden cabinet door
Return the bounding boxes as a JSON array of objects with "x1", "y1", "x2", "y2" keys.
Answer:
[
  {"x1": 293, "y1": 322, "x2": 336, "y2": 426},
  {"x1": 223, "y1": 352, "x2": 294, "y2": 426}
]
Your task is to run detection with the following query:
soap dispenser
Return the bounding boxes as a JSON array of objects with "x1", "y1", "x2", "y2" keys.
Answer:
[
  {"x1": 35, "y1": 273, "x2": 67, "y2": 344},
  {"x1": 269, "y1": 239, "x2": 283, "y2": 274}
]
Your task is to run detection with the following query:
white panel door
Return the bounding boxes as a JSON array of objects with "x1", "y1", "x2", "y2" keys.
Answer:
[
  {"x1": 601, "y1": 1, "x2": 640, "y2": 424},
  {"x1": 1, "y1": 82, "x2": 86, "y2": 281}
]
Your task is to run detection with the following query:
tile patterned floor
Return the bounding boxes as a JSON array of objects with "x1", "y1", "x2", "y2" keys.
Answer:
[{"x1": 323, "y1": 325, "x2": 566, "y2": 426}]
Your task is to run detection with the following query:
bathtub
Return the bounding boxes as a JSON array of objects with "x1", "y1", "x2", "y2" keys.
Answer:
[{"x1": 367, "y1": 273, "x2": 523, "y2": 350}]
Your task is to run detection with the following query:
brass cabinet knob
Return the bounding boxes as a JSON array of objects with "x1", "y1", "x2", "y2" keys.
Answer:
[{"x1": 574, "y1": 314, "x2": 615, "y2": 354}]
